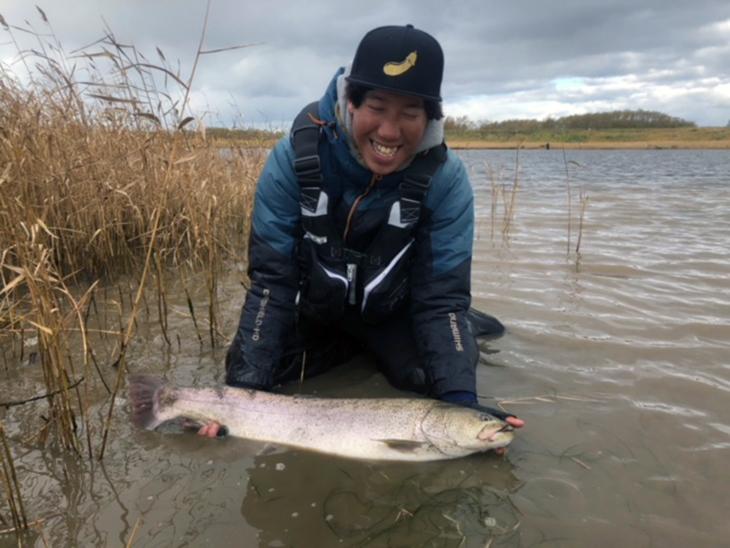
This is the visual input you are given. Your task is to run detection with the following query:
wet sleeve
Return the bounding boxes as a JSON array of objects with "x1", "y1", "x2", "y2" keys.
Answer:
[
  {"x1": 225, "y1": 139, "x2": 302, "y2": 389},
  {"x1": 410, "y1": 157, "x2": 479, "y2": 397}
]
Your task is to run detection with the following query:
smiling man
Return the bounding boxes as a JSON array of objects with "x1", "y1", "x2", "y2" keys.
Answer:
[
  {"x1": 348, "y1": 88, "x2": 428, "y2": 175},
  {"x1": 204, "y1": 25, "x2": 524, "y2": 440}
]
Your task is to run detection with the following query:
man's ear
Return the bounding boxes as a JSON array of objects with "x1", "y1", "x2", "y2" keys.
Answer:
[{"x1": 347, "y1": 100, "x2": 355, "y2": 116}]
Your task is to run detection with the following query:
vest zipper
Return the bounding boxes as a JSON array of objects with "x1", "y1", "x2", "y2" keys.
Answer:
[
  {"x1": 347, "y1": 263, "x2": 357, "y2": 305},
  {"x1": 343, "y1": 174, "x2": 382, "y2": 243},
  {"x1": 343, "y1": 174, "x2": 381, "y2": 306}
]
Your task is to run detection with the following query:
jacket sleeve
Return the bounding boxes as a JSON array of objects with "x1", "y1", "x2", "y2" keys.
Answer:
[
  {"x1": 225, "y1": 138, "x2": 302, "y2": 389},
  {"x1": 410, "y1": 153, "x2": 478, "y2": 397}
]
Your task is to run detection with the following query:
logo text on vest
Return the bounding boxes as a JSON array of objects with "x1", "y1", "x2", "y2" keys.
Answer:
[
  {"x1": 449, "y1": 312, "x2": 464, "y2": 352},
  {"x1": 252, "y1": 289, "x2": 270, "y2": 341}
]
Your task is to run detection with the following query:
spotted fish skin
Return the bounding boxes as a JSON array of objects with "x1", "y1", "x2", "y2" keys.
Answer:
[{"x1": 127, "y1": 374, "x2": 513, "y2": 462}]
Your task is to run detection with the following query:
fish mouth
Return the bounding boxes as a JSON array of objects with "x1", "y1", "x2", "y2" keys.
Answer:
[{"x1": 478, "y1": 423, "x2": 514, "y2": 443}]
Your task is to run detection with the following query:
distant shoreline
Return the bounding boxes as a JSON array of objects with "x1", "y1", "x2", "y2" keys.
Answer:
[
  {"x1": 444, "y1": 126, "x2": 730, "y2": 150},
  {"x1": 211, "y1": 127, "x2": 730, "y2": 151},
  {"x1": 447, "y1": 140, "x2": 730, "y2": 150}
]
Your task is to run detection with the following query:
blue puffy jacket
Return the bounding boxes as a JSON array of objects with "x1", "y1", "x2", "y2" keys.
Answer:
[{"x1": 226, "y1": 68, "x2": 478, "y2": 397}]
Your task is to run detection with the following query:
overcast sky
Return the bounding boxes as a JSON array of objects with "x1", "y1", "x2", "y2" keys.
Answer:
[{"x1": 2, "y1": 0, "x2": 729, "y2": 128}]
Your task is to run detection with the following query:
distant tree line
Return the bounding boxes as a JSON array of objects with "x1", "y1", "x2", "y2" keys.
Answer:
[
  {"x1": 445, "y1": 110, "x2": 696, "y2": 134},
  {"x1": 207, "y1": 127, "x2": 286, "y2": 141}
]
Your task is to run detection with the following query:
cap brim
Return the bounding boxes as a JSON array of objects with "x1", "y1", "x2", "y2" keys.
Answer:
[{"x1": 345, "y1": 75, "x2": 442, "y2": 102}]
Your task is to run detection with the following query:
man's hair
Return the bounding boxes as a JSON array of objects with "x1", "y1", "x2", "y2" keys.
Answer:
[{"x1": 346, "y1": 83, "x2": 443, "y2": 121}]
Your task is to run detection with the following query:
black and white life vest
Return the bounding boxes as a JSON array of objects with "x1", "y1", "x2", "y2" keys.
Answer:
[{"x1": 292, "y1": 101, "x2": 447, "y2": 324}]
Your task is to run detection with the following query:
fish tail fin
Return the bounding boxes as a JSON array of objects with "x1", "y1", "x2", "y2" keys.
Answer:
[{"x1": 127, "y1": 374, "x2": 167, "y2": 430}]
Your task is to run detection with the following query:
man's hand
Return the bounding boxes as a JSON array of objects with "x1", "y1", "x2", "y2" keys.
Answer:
[
  {"x1": 440, "y1": 391, "x2": 524, "y2": 456},
  {"x1": 467, "y1": 401, "x2": 524, "y2": 456},
  {"x1": 467, "y1": 402, "x2": 525, "y2": 429},
  {"x1": 440, "y1": 391, "x2": 525, "y2": 429},
  {"x1": 197, "y1": 421, "x2": 228, "y2": 438},
  {"x1": 195, "y1": 379, "x2": 264, "y2": 438}
]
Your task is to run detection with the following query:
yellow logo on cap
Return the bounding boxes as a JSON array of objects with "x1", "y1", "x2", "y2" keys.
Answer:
[{"x1": 383, "y1": 51, "x2": 417, "y2": 76}]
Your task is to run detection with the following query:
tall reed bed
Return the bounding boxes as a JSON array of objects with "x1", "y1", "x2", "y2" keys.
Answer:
[{"x1": 0, "y1": 9, "x2": 263, "y2": 535}]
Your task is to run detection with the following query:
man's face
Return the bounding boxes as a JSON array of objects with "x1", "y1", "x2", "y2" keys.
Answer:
[{"x1": 347, "y1": 89, "x2": 428, "y2": 176}]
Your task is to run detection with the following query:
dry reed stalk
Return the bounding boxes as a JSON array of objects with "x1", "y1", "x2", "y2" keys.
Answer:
[
  {"x1": 153, "y1": 255, "x2": 171, "y2": 347},
  {"x1": 0, "y1": 422, "x2": 28, "y2": 534},
  {"x1": 487, "y1": 163, "x2": 499, "y2": 242},
  {"x1": 167, "y1": 300, "x2": 229, "y2": 344},
  {"x1": 1, "y1": 4, "x2": 261, "y2": 463},
  {"x1": 98, "y1": 0, "x2": 260, "y2": 457},
  {"x1": 184, "y1": 284, "x2": 204, "y2": 346},
  {"x1": 0, "y1": 219, "x2": 94, "y2": 454},
  {"x1": 561, "y1": 151, "x2": 589, "y2": 258},
  {"x1": 2, "y1": 15, "x2": 258, "y2": 282},
  {"x1": 125, "y1": 517, "x2": 143, "y2": 548},
  {"x1": 485, "y1": 150, "x2": 521, "y2": 243},
  {"x1": 98, "y1": 8, "x2": 205, "y2": 456},
  {"x1": 98, "y1": 131, "x2": 183, "y2": 459},
  {"x1": 72, "y1": 282, "x2": 99, "y2": 458},
  {"x1": 563, "y1": 148, "x2": 574, "y2": 255},
  {"x1": 576, "y1": 193, "x2": 589, "y2": 255},
  {"x1": 502, "y1": 146, "x2": 521, "y2": 236},
  {"x1": 0, "y1": 519, "x2": 44, "y2": 535},
  {"x1": 205, "y1": 199, "x2": 220, "y2": 347}
]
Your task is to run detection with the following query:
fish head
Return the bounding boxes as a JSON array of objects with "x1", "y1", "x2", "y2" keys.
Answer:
[{"x1": 421, "y1": 404, "x2": 514, "y2": 457}]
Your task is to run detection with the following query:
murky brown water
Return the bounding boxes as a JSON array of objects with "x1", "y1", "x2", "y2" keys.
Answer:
[{"x1": 2, "y1": 149, "x2": 729, "y2": 547}]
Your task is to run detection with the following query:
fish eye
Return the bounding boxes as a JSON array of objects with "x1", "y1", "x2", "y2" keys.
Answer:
[{"x1": 479, "y1": 414, "x2": 491, "y2": 422}]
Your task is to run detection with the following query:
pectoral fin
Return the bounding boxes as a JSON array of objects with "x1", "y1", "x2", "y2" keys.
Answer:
[{"x1": 378, "y1": 439, "x2": 428, "y2": 453}]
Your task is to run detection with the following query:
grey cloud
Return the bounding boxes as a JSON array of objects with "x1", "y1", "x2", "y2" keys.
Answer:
[{"x1": 2, "y1": 0, "x2": 729, "y2": 126}]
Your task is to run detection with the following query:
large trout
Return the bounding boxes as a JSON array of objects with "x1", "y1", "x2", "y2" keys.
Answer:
[{"x1": 127, "y1": 374, "x2": 514, "y2": 462}]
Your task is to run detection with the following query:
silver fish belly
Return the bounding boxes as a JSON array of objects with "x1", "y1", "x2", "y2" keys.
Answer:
[{"x1": 127, "y1": 374, "x2": 513, "y2": 462}]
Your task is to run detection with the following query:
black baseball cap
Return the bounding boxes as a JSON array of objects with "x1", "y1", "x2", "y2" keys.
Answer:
[{"x1": 346, "y1": 25, "x2": 444, "y2": 102}]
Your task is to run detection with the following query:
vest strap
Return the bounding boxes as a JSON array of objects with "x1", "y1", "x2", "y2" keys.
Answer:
[
  {"x1": 292, "y1": 101, "x2": 323, "y2": 186},
  {"x1": 399, "y1": 143, "x2": 447, "y2": 201}
]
